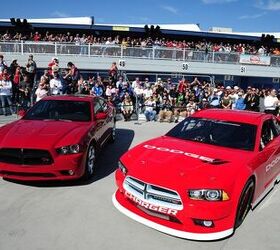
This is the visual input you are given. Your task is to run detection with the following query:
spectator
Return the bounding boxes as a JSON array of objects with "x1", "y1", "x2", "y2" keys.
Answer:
[
  {"x1": 0, "y1": 54, "x2": 8, "y2": 74},
  {"x1": 0, "y1": 73, "x2": 13, "y2": 115},
  {"x1": 49, "y1": 72, "x2": 62, "y2": 95},
  {"x1": 158, "y1": 98, "x2": 173, "y2": 122},
  {"x1": 19, "y1": 75, "x2": 31, "y2": 110},
  {"x1": 109, "y1": 62, "x2": 118, "y2": 83},
  {"x1": 235, "y1": 92, "x2": 246, "y2": 110},
  {"x1": 121, "y1": 94, "x2": 133, "y2": 121},
  {"x1": 12, "y1": 66, "x2": 22, "y2": 104},
  {"x1": 144, "y1": 96, "x2": 156, "y2": 121},
  {"x1": 67, "y1": 62, "x2": 80, "y2": 92},
  {"x1": 35, "y1": 78, "x2": 48, "y2": 102},
  {"x1": 25, "y1": 54, "x2": 37, "y2": 88},
  {"x1": 244, "y1": 88, "x2": 260, "y2": 112},
  {"x1": 264, "y1": 89, "x2": 279, "y2": 115},
  {"x1": 221, "y1": 92, "x2": 232, "y2": 109}
]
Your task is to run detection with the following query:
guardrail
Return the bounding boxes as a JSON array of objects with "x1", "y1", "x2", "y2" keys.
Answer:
[{"x1": 0, "y1": 41, "x2": 279, "y2": 67}]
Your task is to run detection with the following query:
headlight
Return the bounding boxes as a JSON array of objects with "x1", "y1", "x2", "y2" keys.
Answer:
[
  {"x1": 57, "y1": 144, "x2": 81, "y2": 155},
  {"x1": 188, "y1": 189, "x2": 229, "y2": 201},
  {"x1": 118, "y1": 161, "x2": 127, "y2": 175}
]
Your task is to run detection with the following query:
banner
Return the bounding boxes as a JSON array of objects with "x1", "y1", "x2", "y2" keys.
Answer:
[{"x1": 239, "y1": 54, "x2": 271, "y2": 66}]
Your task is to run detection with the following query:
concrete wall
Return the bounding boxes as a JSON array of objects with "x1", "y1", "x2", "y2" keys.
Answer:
[{"x1": 3, "y1": 53, "x2": 280, "y2": 78}]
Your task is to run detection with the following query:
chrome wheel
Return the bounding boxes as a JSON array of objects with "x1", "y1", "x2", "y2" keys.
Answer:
[{"x1": 86, "y1": 145, "x2": 95, "y2": 176}]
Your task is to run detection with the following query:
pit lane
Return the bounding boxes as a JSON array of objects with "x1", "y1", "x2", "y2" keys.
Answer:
[{"x1": 0, "y1": 118, "x2": 279, "y2": 250}]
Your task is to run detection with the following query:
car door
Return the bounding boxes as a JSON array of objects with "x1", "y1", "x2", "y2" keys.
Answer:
[
  {"x1": 257, "y1": 118, "x2": 280, "y2": 194},
  {"x1": 93, "y1": 97, "x2": 106, "y2": 146}
]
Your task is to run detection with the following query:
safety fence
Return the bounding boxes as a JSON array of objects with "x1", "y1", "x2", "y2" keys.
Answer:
[{"x1": 1, "y1": 41, "x2": 280, "y2": 67}]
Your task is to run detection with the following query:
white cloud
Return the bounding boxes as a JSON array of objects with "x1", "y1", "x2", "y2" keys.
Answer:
[
  {"x1": 238, "y1": 12, "x2": 267, "y2": 19},
  {"x1": 202, "y1": 0, "x2": 237, "y2": 4},
  {"x1": 160, "y1": 5, "x2": 178, "y2": 14},
  {"x1": 256, "y1": 0, "x2": 280, "y2": 10},
  {"x1": 51, "y1": 11, "x2": 70, "y2": 18}
]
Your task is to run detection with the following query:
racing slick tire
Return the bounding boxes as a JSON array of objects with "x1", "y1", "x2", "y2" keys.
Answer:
[{"x1": 234, "y1": 179, "x2": 255, "y2": 229}]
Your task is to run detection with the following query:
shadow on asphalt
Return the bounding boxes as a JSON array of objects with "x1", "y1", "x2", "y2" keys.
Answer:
[{"x1": 4, "y1": 128, "x2": 134, "y2": 187}]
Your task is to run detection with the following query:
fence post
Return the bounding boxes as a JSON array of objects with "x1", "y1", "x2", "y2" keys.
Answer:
[
  {"x1": 88, "y1": 43, "x2": 91, "y2": 57},
  {"x1": 54, "y1": 42, "x2": 57, "y2": 56},
  {"x1": 121, "y1": 46, "x2": 123, "y2": 58},
  {"x1": 21, "y1": 40, "x2": 24, "y2": 55},
  {"x1": 183, "y1": 48, "x2": 186, "y2": 61},
  {"x1": 212, "y1": 51, "x2": 215, "y2": 63},
  {"x1": 152, "y1": 47, "x2": 155, "y2": 60}
]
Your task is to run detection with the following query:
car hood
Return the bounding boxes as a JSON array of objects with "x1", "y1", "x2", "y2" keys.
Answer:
[
  {"x1": 122, "y1": 136, "x2": 254, "y2": 188},
  {"x1": 0, "y1": 119, "x2": 91, "y2": 149}
]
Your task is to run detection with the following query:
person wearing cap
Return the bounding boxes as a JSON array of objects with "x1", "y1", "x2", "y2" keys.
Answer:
[
  {"x1": 0, "y1": 73, "x2": 13, "y2": 115},
  {"x1": 234, "y1": 92, "x2": 246, "y2": 110},
  {"x1": 264, "y1": 89, "x2": 279, "y2": 115},
  {"x1": 209, "y1": 88, "x2": 221, "y2": 108}
]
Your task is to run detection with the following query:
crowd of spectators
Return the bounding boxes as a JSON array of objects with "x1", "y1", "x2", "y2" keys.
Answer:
[
  {"x1": 1, "y1": 54, "x2": 280, "y2": 120},
  {"x1": 1, "y1": 30, "x2": 280, "y2": 56}
]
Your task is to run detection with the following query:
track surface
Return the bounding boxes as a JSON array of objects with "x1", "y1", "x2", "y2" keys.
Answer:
[{"x1": 0, "y1": 118, "x2": 279, "y2": 250}]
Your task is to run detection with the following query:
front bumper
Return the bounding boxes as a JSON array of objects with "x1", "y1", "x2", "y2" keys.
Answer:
[
  {"x1": 0, "y1": 153, "x2": 85, "y2": 181},
  {"x1": 114, "y1": 170, "x2": 235, "y2": 241},
  {"x1": 113, "y1": 190, "x2": 234, "y2": 241}
]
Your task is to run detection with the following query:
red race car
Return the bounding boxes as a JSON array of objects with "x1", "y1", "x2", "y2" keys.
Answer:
[
  {"x1": 113, "y1": 109, "x2": 280, "y2": 241},
  {"x1": 0, "y1": 95, "x2": 116, "y2": 181}
]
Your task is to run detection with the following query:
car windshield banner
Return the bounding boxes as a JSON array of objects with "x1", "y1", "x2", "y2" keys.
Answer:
[{"x1": 239, "y1": 54, "x2": 271, "y2": 66}]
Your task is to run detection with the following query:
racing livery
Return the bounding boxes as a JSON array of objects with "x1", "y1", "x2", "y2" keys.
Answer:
[
  {"x1": 0, "y1": 95, "x2": 116, "y2": 181},
  {"x1": 113, "y1": 109, "x2": 280, "y2": 240}
]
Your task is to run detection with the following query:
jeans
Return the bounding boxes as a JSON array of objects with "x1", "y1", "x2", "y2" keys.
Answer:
[
  {"x1": 0, "y1": 95, "x2": 13, "y2": 115},
  {"x1": 144, "y1": 110, "x2": 156, "y2": 121}
]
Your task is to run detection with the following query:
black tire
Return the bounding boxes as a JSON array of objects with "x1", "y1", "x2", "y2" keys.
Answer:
[
  {"x1": 82, "y1": 143, "x2": 96, "y2": 180},
  {"x1": 109, "y1": 121, "x2": 116, "y2": 143},
  {"x1": 235, "y1": 179, "x2": 255, "y2": 229}
]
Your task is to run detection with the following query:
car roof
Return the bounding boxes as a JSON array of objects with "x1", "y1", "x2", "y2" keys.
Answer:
[
  {"x1": 43, "y1": 95, "x2": 95, "y2": 102},
  {"x1": 192, "y1": 109, "x2": 267, "y2": 125}
]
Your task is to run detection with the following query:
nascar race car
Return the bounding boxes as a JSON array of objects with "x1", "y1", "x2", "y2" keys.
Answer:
[{"x1": 113, "y1": 109, "x2": 280, "y2": 240}]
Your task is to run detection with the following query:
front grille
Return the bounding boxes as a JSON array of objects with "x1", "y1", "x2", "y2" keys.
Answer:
[
  {"x1": 0, "y1": 148, "x2": 53, "y2": 165},
  {"x1": 124, "y1": 176, "x2": 183, "y2": 210}
]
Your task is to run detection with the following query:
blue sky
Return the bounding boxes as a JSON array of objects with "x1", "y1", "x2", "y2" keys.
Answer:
[{"x1": 1, "y1": 0, "x2": 280, "y2": 32}]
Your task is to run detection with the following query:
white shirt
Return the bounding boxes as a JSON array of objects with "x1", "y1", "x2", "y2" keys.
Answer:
[
  {"x1": 50, "y1": 78, "x2": 62, "y2": 95},
  {"x1": 35, "y1": 88, "x2": 48, "y2": 102},
  {"x1": 264, "y1": 95, "x2": 279, "y2": 110},
  {"x1": 0, "y1": 80, "x2": 12, "y2": 96},
  {"x1": 143, "y1": 88, "x2": 153, "y2": 99}
]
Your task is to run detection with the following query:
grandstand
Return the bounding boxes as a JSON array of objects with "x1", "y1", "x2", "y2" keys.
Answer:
[{"x1": 0, "y1": 16, "x2": 280, "y2": 89}]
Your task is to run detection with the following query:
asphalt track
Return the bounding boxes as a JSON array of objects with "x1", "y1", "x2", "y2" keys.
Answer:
[{"x1": 0, "y1": 117, "x2": 280, "y2": 250}]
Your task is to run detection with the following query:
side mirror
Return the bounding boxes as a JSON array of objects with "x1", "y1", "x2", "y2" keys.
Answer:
[{"x1": 95, "y1": 112, "x2": 107, "y2": 120}]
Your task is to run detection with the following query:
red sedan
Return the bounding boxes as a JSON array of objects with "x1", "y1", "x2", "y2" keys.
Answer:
[
  {"x1": 113, "y1": 109, "x2": 280, "y2": 240},
  {"x1": 0, "y1": 95, "x2": 116, "y2": 181}
]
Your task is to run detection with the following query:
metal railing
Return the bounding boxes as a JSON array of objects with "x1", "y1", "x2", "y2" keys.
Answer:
[{"x1": 0, "y1": 41, "x2": 280, "y2": 67}]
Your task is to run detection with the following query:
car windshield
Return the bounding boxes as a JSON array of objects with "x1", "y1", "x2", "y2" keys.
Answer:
[
  {"x1": 166, "y1": 117, "x2": 257, "y2": 151},
  {"x1": 23, "y1": 100, "x2": 91, "y2": 122}
]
